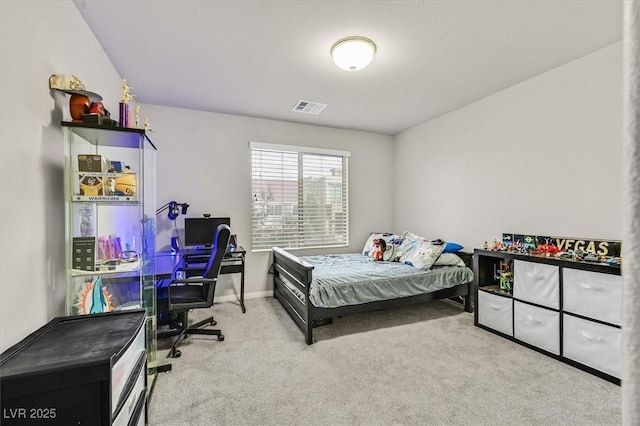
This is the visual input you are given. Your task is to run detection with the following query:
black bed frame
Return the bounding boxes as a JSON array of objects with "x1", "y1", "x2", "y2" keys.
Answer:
[{"x1": 272, "y1": 247, "x2": 474, "y2": 344}]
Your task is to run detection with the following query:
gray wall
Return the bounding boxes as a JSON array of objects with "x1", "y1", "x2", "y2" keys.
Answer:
[
  {"x1": 1, "y1": 1, "x2": 124, "y2": 352},
  {"x1": 143, "y1": 104, "x2": 394, "y2": 302},
  {"x1": 394, "y1": 43, "x2": 623, "y2": 250}
]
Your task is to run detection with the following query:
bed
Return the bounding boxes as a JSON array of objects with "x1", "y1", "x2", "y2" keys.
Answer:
[{"x1": 272, "y1": 235, "x2": 474, "y2": 344}]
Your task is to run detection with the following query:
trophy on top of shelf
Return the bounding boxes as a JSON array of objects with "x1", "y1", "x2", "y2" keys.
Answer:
[
  {"x1": 119, "y1": 79, "x2": 134, "y2": 128},
  {"x1": 119, "y1": 79, "x2": 145, "y2": 129}
]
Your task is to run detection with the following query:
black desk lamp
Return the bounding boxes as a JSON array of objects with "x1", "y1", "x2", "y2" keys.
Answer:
[
  {"x1": 156, "y1": 201, "x2": 189, "y2": 220},
  {"x1": 156, "y1": 201, "x2": 189, "y2": 252}
]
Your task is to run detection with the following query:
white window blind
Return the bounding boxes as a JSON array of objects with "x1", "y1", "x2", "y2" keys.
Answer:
[{"x1": 250, "y1": 142, "x2": 349, "y2": 251}]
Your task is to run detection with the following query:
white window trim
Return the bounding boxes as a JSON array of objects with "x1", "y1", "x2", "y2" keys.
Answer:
[
  {"x1": 249, "y1": 141, "x2": 351, "y2": 158},
  {"x1": 250, "y1": 141, "x2": 350, "y2": 252}
]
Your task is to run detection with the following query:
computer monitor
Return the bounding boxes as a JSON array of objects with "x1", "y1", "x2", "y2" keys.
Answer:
[{"x1": 184, "y1": 217, "x2": 230, "y2": 248}]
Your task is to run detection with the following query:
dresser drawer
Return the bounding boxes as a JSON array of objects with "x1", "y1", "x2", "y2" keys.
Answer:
[
  {"x1": 563, "y1": 269, "x2": 621, "y2": 326},
  {"x1": 113, "y1": 361, "x2": 146, "y2": 426},
  {"x1": 477, "y1": 290, "x2": 513, "y2": 336},
  {"x1": 111, "y1": 322, "x2": 145, "y2": 415},
  {"x1": 514, "y1": 301, "x2": 560, "y2": 355},
  {"x1": 513, "y1": 260, "x2": 559, "y2": 308},
  {"x1": 563, "y1": 314, "x2": 621, "y2": 379}
]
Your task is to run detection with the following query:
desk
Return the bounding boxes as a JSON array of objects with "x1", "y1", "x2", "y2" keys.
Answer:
[{"x1": 155, "y1": 246, "x2": 246, "y2": 313}]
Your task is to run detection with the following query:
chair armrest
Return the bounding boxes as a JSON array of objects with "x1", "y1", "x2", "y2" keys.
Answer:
[
  {"x1": 169, "y1": 278, "x2": 216, "y2": 285},
  {"x1": 176, "y1": 266, "x2": 207, "y2": 274}
]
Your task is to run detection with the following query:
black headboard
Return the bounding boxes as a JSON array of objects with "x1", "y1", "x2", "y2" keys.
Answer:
[{"x1": 456, "y1": 251, "x2": 473, "y2": 268}]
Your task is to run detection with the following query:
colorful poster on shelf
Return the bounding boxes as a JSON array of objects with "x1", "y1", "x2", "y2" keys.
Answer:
[
  {"x1": 75, "y1": 276, "x2": 114, "y2": 315},
  {"x1": 503, "y1": 232, "x2": 622, "y2": 257},
  {"x1": 72, "y1": 171, "x2": 137, "y2": 201}
]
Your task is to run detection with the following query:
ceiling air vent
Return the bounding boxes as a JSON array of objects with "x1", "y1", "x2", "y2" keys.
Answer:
[{"x1": 292, "y1": 100, "x2": 327, "y2": 115}]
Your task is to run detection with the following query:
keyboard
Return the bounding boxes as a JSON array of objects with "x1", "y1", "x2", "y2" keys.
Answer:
[{"x1": 184, "y1": 247, "x2": 211, "y2": 256}]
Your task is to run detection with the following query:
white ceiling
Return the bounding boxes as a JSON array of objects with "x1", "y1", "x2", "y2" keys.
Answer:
[{"x1": 73, "y1": 0, "x2": 622, "y2": 135}]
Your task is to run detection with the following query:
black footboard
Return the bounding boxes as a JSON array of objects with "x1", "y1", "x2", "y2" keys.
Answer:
[{"x1": 272, "y1": 247, "x2": 315, "y2": 344}]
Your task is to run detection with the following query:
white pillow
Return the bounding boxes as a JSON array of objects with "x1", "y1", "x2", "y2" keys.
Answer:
[{"x1": 433, "y1": 253, "x2": 466, "y2": 267}]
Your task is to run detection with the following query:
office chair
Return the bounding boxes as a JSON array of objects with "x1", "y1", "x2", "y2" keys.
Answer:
[{"x1": 157, "y1": 223, "x2": 231, "y2": 358}]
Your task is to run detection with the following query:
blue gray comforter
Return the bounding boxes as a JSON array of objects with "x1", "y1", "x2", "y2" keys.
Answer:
[{"x1": 300, "y1": 253, "x2": 474, "y2": 308}]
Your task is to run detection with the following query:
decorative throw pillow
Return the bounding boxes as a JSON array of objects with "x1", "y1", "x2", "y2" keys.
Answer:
[
  {"x1": 401, "y1": 239, "x2": 446, "y2": 270},
  {"x1": 433, "y1": 253, "x2": 466, "y2": 267},
  {"x1": 362, "y1": 232, "x2": 405, "y2": 257},
  {"x1": 443, "y1": 241, "x2": 464, "y2": 253},
  {"x1": 397, "y1": 231, "x2": 427, "y2": 263}
]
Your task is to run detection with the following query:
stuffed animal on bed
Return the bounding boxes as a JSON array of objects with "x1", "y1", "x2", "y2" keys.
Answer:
[{"x1": 369, "y1": 238, "x2": 386, "y2": 261}]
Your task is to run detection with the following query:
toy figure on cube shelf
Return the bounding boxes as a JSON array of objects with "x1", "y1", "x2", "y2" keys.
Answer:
[
  {"x1": 495, "y1": 260, "x2": 513, "y2": 293},
  {"x1": 498, "y1": 272, "x2": 513, "y2": 293},
  {"x1": 491, "y1": 239, "x2": 504, "y2": 251}
]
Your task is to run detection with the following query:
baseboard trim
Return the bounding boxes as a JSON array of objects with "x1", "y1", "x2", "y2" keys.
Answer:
[{"x1": 215, "y1": 290, "x2": 272, "y2": 304}]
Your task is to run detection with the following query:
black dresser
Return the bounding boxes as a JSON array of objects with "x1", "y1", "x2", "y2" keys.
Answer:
[{"x1": 1, "y1": 310, "x2": 147, "y2": 425}]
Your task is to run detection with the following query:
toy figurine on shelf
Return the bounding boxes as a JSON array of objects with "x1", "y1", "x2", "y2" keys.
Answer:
[
  {"x1": 604, "y1": 257, "x2": 621, "y2": 266},
  {"x1": 119, "y1": 79, "x2": 134, "y2": 128},
  {"x1": 555, "y1": 251, "x2": 572, "y2": 260},
  {"x1": 120, "y1": 79, "x2": 133, "y2": 103},
  {"x1": 536, "y1": 242, "x2": 561, "y2": 257},
  {"x1": 572, "y1": 249, "x2": 585, "y2": 261},
  {"x1": 135, "y1": 104, "x2": 140, "y2": 128},
  {"x1": 494, "y1": 260, "x2": 513, "y2": 294},
  {"x1": 483, "y1": 241, "x2": 489, "y2": 250},
  {"x1": 583, "y1": 252, "x2": 600, "y2": 262},
  {"x1": 498, "y1": 272, "x2": 513, "y2": 293}
]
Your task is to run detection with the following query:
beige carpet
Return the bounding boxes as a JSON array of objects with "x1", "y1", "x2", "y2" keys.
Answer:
[{"x1": 148, "y1": 298, "x2": 620, "y2": 426}]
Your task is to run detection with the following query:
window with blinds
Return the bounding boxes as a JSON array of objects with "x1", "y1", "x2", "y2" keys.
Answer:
[{"x1": 250, "y1": 142, "x2": 349, "y2": 251}]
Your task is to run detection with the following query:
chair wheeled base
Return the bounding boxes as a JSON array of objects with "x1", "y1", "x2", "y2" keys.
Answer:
[{"x1": 162, "y1": 310, "x2": 225, "y2": 358}]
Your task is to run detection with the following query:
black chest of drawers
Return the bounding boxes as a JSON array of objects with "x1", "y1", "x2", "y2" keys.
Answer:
[{"x1": 1, "y1": 310, "x2": 147, "y2": 425}]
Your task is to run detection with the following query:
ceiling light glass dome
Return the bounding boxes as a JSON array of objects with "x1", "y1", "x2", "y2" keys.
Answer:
[{"x1": 331, "y1": 36, "x2": 377, "y2": 72}]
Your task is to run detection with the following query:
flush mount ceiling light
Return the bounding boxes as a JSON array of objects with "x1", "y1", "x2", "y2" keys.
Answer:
[{"x1": 330, "y1": 36, "x2": 377, "y2": 72}]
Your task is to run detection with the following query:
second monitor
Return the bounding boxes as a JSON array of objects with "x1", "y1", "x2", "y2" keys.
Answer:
[{"x1": 184, "y1": 217, "x2": 231, "y2": 248}]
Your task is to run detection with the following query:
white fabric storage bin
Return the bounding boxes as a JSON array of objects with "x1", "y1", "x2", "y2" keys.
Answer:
[
  {"x1": 563, "y1": 314, "x2": 621, "y2": 379},
  {"x1": 514, "y1": 301, "x2": 560, "y2": 355},
  {"x1": 563, "y1": 269, "x2": 622, "y2": 326},
  {"x1": 513, "y1": 260, "x2": 559, "y2": 308},
  {"x1": 478, "y1": 290, "x2": 513, "y2": 336}
]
